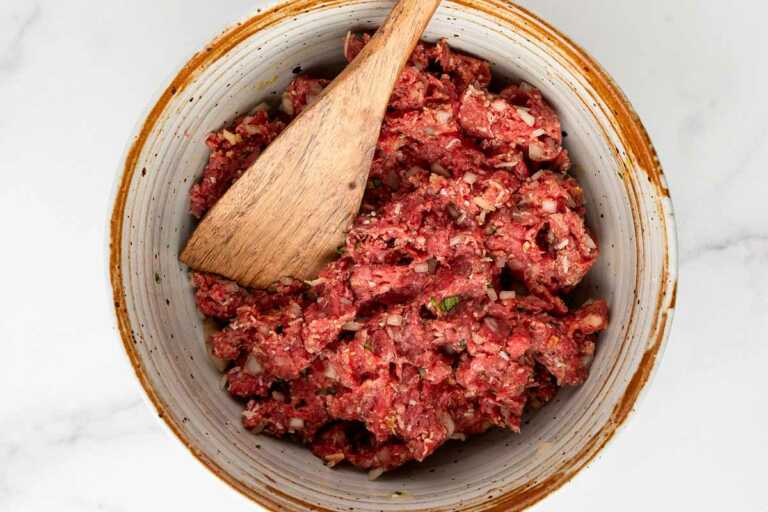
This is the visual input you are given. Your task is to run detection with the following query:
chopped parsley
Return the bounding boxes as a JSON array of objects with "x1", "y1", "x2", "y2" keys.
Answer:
[
  {"x1": 430, "y1": 295, "x2": 461, "y2": 313},
  {"x1": 335, "y1": 246, "x2": 347, "y2": 255},
  {"x1": 441, "y1": 296, "x2": 461, "y2": 312},
  {"x1": 363, "y1": 339, "x2": 374, "y2": 351}
]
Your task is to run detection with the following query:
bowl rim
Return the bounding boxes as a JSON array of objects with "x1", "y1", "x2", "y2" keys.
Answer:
[{"x1": 108, "y1": 1, "x2": 678, "y2": 510}]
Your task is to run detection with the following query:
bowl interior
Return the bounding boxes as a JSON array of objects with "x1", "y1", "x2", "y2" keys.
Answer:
[{"x1": 111, "y1": 1, "x2": 675, "y2": 511}]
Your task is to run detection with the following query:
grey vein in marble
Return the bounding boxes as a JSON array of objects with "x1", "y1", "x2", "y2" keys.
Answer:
[
  {"x1": 0, "y1": 397, "x2": 155, "y2": 506},
  {"x1": 0, "y1": 3, "x2": 41, "y2": 73},
  {"x1": 680, "y1": 233, "x2": 768, "y2": 265}
]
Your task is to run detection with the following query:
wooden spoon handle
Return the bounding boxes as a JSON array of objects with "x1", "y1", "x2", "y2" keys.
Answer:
[
  {"x1": 336, "y1": 0, "x2": 442, "y2": 101},
  {"x1": 181, "y1": 0, "x2": 441, "y2": 287}
]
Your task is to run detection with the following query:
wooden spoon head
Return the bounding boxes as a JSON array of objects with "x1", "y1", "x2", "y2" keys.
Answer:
[{"x1": 180, "y1": 92, "x2": 377, "y2": 288}]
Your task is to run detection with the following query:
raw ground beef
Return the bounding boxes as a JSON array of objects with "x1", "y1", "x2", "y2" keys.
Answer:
[{"x1": 187, "y1": 33, "x2": 609, "y2": 476}]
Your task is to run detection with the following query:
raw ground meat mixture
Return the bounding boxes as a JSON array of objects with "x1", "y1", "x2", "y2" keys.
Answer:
[{"x1": 187, "y1": 34, "x2": 609, "y2": 477}]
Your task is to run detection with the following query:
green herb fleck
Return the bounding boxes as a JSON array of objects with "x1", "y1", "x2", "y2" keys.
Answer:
[
  {"x1": 363, "y1": 339, "x2": 374, "y2": 351},
  {"x1": 336, "y1": 246, "x2": 347, "y2": 255},
  {"x1": 430, "y1": 297, "x2": 440, "y2": 312},
  {"x1": 368, "y1": 178, "x2": 382, "y2": 189},
  {"x1": 154, "y1": 272, "x2": 161, "y2": 284},
  {"x1": 441, "y1": 296, "x2": 460, "y2": 312}
]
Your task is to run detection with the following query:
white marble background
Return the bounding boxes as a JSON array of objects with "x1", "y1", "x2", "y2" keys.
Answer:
[{"x1": 1, "y1": 1, "x2": 766, "y2": 510}]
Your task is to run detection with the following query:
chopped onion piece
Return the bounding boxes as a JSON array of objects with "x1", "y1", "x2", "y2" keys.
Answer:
[
  {"x1": 553, "y1": 238, "x2": 570, "y2": 250},
  {"x1": 499, "y1": 290, "x2": 517, "y2": 300},
  {"x1": 242, "y1": 123, "x2": 261, "y2": 135},
  {"x1": 309, "y1": 81, "x2": 324, "y2": 95},
  {"x1": 323, "y1": 363, "x2": 338, "y2": 380},
  {"x1": 440, "y1": 414, "x2": 456, "y2": 437},
  {"x1": 499, "y1": 350, "x2": 510, "y2": 361},
  {"x1": 473, "y1": 196, "x2": 495, "y2": 211},
  {"x1": 516, "y1": 107, "x2": 536, "y2": 127},
  {"x1": 280, "y1": 94, "x2": 294, "y2": 116},
  {"x1": 324, "y1": 453, "x2": 345, "y2": 467},
  {"x1": 445, "y1": 138, "x2": 461, "y2": 150},
  {"x1": 491, "y1": 99, "x2": 508, "y2": 112},
  {"x1": 584, "y1": 313, "x2": 606, "y2": 329},
  {"x1": 486, "y1": 287, "x2": 498, "y2": 301},
  {"x1": 463, "y1": 172, "x2": 478, "y2": 184},
  {"x1": 542, "y1": 198, "x2": 557, "y2": 213},
  {"x1": 528, "y1": 143, "x2": 546, "y2": 161},
  {"x1": 222, "y1": 129, "x2": 242, "y2": 145},
  {"x1": 435, "y1": 110, "x2": 452, "y2": 124},
  {"x1": 414, "y1": 262, "x2": 430, "y2": 273},
  {"x1": 289, "y1": 418, "x2": 305, "y2": 430},
  {"x1": 287, "y1": 301, "x2": 302, "y2": 317},
  {"x1": 531, "y1": 128, "x2": 546, "y2": 138},
  {"x1": 387, "y1": 314, "x2": 404, "y2": 326},
  {"x1": 244, "y1": 354, "x2": 263, "y2": 375},
  {"x1": 368, "y1": 468, "x2": 385, "y2": 481},
  {"x1": 342, "y1": 321, "x2": 364, "y2": 331},
  {"x1": 430, "y1": 162, "x2": 450, "y2": 177},
  {"x1": 344, "y1": 31, "x2": 354, "y2": 58}
]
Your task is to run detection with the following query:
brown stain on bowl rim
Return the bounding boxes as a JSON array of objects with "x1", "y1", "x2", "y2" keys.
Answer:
[{"x1": 109, "y1": 1, "x2": 677, "y2": 511}]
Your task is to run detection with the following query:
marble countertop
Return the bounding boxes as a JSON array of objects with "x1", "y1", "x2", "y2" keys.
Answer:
[{"x1": 1, "y1": 1, "x2": 766, "y2": 510}]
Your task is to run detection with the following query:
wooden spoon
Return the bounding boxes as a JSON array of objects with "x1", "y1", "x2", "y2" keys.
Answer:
[{"x1": 180, "y1": 0, "x2": 441, "y2": 288}]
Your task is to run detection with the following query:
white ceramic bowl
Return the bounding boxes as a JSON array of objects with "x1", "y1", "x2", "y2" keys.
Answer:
[{"x1": 109, "y1": 1, "x2": 677, "y2": 510}]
